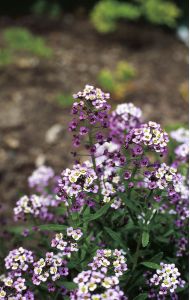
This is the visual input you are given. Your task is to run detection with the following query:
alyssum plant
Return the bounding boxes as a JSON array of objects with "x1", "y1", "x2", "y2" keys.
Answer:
[{"x1": 0, "y1": 85, "x2": 188, "y2": 299}]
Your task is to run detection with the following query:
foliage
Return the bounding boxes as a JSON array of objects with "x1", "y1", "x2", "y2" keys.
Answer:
[
  {"x1": 91, "y1": 0, "x2": 181, "y2": 33},
  {"x1": 98, "y1": 60, "x2": 136, "y2": 97},
  {"x1": 0, "y1": 85, "x2": 188, "y2": 299},
  {"x1": 0, "y1": 27, "x2": 53, "y2": 67},
  {"x1": 56, "y1": 93, "x2": 75, "y2": 108},
  {"x1": 3, "y1": 27, "x2": 53, "y2": 58}
]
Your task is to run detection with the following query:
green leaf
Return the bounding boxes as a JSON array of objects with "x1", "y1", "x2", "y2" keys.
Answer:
[
  {"x1": 141, "y1": 261, "x2": 161, "y2": 269},
  {"x1": 57, "y1": 281, "x2": 77, "y2": 290},
  {"x1": 83, "y1": 203, "x2": 110, "y2": 222},
  {"x1": 38, "y1": 224, "x2": 67, "y2": 231},
  {"x1": 133, "y1": 293, "x2": 148, "y2": 300},
  {"x1": 150, "y1": 252, "x2": 163, "y2": 263},
  {"x1": 142, "y1": 231, "x2": 149, "y2": 247},
  {"x1": 104, "y1": 227, "x2": 126, "y2": 249},
  {"x1": 8, "y1": 225, "x2": 33, "y2": 234}
]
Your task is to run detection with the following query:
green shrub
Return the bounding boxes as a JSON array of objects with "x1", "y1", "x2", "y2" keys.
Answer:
[
  {"x1": 3, "y1": 27, "x2": 53, "y2": 59},
  {"x1": 0, "y1": 49, "x2": 13, "y2": 67},
  {"x1": 98, "y1": 60, "x2": 136, "y2": 96},
  {"x1": 91, "y1": 0, "x2": 181, "y2": 33}
]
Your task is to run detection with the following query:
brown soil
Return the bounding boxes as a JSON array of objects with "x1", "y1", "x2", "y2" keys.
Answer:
[{"x1": 0, "y1": 17, "x2": 188, "y2": 220}]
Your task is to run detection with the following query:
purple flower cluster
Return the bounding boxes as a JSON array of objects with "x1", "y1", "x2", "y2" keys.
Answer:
[
  {"x1": 32, "y1": 252, "x2": 68, "y2": 285},
  {"x1": 176, "y1": 236, "x2": 188, "y2": 257},
  {"x1": 0, "y1": 248, "x2": 35, "y2": 300},
  {"x1": 51, "y1": 229, "x2": 82, "y2": 256},
  {"x1": 109, "y1": 103, "x2": 142, "y2": 144},
  {"x1": 126, "y1": 121, "x2": 169, "y2": 154},
  {"x1": 146, "y1": 263, "x2": 185, "y2": 298},
  {"x1": 170, "y1": 128, "x2": 189, "y2": 144},
  {"x1": 69, "y1": 85, "x2": 111, "y2": 147},
  {"x1": 144, "y1": 163, "x2": 180, "y2": 191},
  {"x1": 71, "y1": 249, "x2": 128, "y2": 300},
  {"x1": 170, "y1": 128, "x2": 189, "y2": 166},
  {"x1": 5, "y1": 247, "x2": 34, "y2": 272},
  {"x1": 57, "y1": 161, "x2": 98, "y2": 210},
  {"x1": 88, "y1": 249, "x2": 128, "y2": 276},
  {"x1": 14, "y1": 194, "x2": 59, "y2": 221},
  {"x1": 0, "y1": 275, "x2": 34, "y2": 300},
  {"x1": 28, "y1": 165, "x2": 55, "y2": 192}
]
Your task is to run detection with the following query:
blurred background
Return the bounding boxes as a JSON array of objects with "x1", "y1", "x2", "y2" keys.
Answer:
[{"x1": 0, "y1": 0, "x2": 188, "y2": 217}]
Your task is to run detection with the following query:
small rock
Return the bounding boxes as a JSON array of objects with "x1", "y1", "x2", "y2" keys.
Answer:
[
  {"x1": 45, "y1": 124, "x2": 63, "y2": 144},
  {"x1": 4, "y1": 136, "x2": 20, "y2": 149},
  {"x1": 35, "y1": 154, "x2": 46, "y2": 167}
]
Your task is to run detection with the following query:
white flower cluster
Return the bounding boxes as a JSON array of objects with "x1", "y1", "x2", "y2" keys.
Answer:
[
  {"x1": 32, "y1": 252, "x2": 68, "y2": 285},
  {"x1": 115, "y1": 103, "x2": 142, "y2": 119},
  {"x1": 51, "y1": 228, "x2": 83, "y2": 257},
  {"x1": 170, "y1": 128, "x2": 189, "y2": 144},
  {"x1": 101, "y1": 176, "x2": 122, "y2": 210},
  {"x1": 0, "y1": 275, "x2": 27, "y2": 298},
  {"x1": 73, "y1": 84, "x2": 110, "y2": 109},
  {"x1": 67, "y1": 227, "x2": 83, "y2": 241},
  {"x1": 154, "y1": 163, "x2": 187, "y2": 195},
  {"x1": 175, "y1": 143, "x2": 189, "y2": 159},
  {"x1": 57, "y1": 161, "x2": 98, "y2": 205},
  {"x1": 28, "y1": 165, "x2": 55, "y2": 190},
  {"x1": 72, "y1": 249, "x2": 128, "y2": 300},
  {"x1": 14, "y1": 194, "x2": 54, "y2": 218},
  {"x1": 5, "y1": 247, "x2": 34, "y2": 272},
  {"x1": 88, "y1": 249, "x2": 127, "y2": 277},
  {"x1": 150, "y1": 263, "x2": 185, "y2": 295},
  {"x1": 132, "y1": 121, "x2": 169, "y2": 153}
]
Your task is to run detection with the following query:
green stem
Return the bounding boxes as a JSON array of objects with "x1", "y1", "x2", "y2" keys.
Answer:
[
  {"x1": 132, "y1": 232, "x2": 141, "y2": 271},
  {"x1": 88, "y1": 127, "x2": 102, "y2": 201}
]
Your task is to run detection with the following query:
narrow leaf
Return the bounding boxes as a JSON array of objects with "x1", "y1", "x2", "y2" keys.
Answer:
[
  {"x1": 133, "y1": 293, "x2": 148, "y2": 300},
  {"x1": 38, "y1": 224, "x2": 67, "y2": 231},
  {"x1": 142, "y1": 231, "x2": 149, "y2": 247},
  {"x1": 141, "y1": 261, "x2": 161, "y2": 269},
  {"x1": 83, "y1": 203, "x2": 110, "y2": 222},
  {"x1": 104, "y1": 227, "x2": 126, "y2": 249}
]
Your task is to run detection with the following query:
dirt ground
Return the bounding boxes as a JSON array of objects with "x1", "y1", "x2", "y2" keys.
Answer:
[{"x1": 0, "y1": 16, "x2": 188, "y2": 221}]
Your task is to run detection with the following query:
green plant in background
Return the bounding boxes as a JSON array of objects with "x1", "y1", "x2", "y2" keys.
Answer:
[
  {"x1": 31, "y1": 0, "x2": 62, "y2": 19},
  {"x1": 0, "y1": 49, "x2": 13, "y2": 67},
  {"x1": 0, "y1": 27, "x2": 53, "y2": 67},
  {"x1": 91, "y1": 0, "x2": 181, "y2": 33},
  {"x1": 98, "y1": 60, "x2": 137, "y2": 98},
  {"x1": 56, "y1": 93, "x2": 75, "y2": 108},
  {"x1": 3, "y1": 27, "x2": 53, "y2": 58}
]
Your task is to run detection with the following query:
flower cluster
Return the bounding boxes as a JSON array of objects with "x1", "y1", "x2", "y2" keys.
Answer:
[
  {"x1": 109, "y1": 103, "x2": 142, "y2": 144},
  {"x1": 5, "y1": 247, "x2": 34, "y2": 272},
  {"x1": 148, "y1": 263, "x2": 185, "y2": 296},
  {"x1": 57, "y1": 161, "x2": 98, "y2": 209},
  {"x1": 28, "y1": 165, "x2": 55, "y2": 192},
  {"x1": 170, "y1": 128, "x2": 189, "y2": 144},
  {"x1": 1, "y1": 248, "x2": 35, "y2": 300},
  {"x1": 144, "y1": 163, "x2": 181, "y2": 192},
  {"x1": 71, "y1": 249, "x2": 128, "y2": 299},
  {"x1": 88, "y1": 249, "x2": 128, "y2": 276},
  {"x1": 67, "y1": 227, "x2": 83, "y2": 240},
  {"x1": 174, "y1": 143, "x2": 189, "y2": 161},
  {"x1": 126, "y1": 121, "x2": 169, "y2": 154},
  {"x1": 170, "y1": 128, "x2": 189, "y2": 166},
  {"x1": 14, "y1": 194, "x2": 59, "y2": 221},
  {"x1": 69, "y1": 85, "x2": 111, "y2": 147},
  {"x1": 32, "y1": 252, "x2": 68, "y2": 286},
  {"x1": 51, "y1": 228, "x2": 82, "y2": 256},
  {"x1": 0, "y1": 275, "x2": 34, "y2": 300}
]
